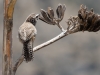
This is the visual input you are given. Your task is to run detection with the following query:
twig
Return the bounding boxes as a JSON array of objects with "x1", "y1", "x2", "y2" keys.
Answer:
[
  {"x1": 56, "y1": 23, "x2": 66, "y2": 32},
  {"x1": 12, "y1": 55, "x2": 24, "y2": 75}
]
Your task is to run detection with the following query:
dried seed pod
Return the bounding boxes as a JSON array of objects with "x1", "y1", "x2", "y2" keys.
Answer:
[
  {"x1": 94, "y1": 19, "x2": 100, "y2": 32},
  {"x1": 56, "y1": 4, "x2": 63, "y2": 19},
  {"x1": 78, "y1": 13, "x2": 84, "y2": 21},
  {"x1": 47, "y1": 7, "x2": 54, "y2": 19},
  {"x1": 77, "y1": 5, "x2": 100, "y2": 32},
  {"x1": 40, "y1": 9, "x2": 53, "y2": 24},
  {"x1": 39, "y1": 16, "x2": 50, "y2": 24},
  {"x1": 56, "y1": 4, "x2": 66, "y2": 21},
  {"x1": 39, "y1": 4, "x2": 66, "y2": 25},
  {"x1": 62, "y1": 4, "x2": 66, "y2": 19},
  {"x1": 91, "y1": 8, "x2": 94, "y2": 12}
]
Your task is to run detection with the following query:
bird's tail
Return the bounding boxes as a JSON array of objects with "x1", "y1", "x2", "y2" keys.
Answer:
[{"x1": 23, "y1": 40, "x2": 34, "y2": 62}]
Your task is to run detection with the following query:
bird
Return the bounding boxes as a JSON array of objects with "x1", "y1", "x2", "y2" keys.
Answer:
[{"x1": 18, "y1": 13, "x2": 39, "y2": 62}]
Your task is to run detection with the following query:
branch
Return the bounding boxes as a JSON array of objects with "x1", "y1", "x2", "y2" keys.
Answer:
[
  {"x1": 12, "y1": 55, "x2": 24, "y2": 75},
  {"x1": 33, "y1": 30, "x2": 67, "y2": 52},
  {"x1": 56, "y1": 23, "x2": 66, "y2": 32}
]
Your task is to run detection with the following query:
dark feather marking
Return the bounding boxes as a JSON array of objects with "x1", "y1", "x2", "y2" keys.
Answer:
[{"x1": 23, "y1": 40, "x2": 33, "y2": 62}]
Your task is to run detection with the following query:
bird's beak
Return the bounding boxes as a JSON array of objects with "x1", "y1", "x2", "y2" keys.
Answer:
[{"x1": 34, "y1": 14, "x2": 40, "y2": 20}]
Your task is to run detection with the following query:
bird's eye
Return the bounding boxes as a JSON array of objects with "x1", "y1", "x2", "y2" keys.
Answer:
[
  {"x1": 30, "y1": 18, "x2": 36, "y2": 25},
  {"x1": 31, "y1": 19, "x2": 35, "y2": 22}
]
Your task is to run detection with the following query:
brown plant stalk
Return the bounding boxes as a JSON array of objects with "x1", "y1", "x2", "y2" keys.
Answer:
[{"x1": 3, "y1": 0, "x2": 17, "y2": 75}]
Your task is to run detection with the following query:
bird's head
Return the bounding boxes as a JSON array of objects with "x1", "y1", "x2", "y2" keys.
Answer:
[{"x1": 26, "y1": 13, "x2": 40, "y2": 26}]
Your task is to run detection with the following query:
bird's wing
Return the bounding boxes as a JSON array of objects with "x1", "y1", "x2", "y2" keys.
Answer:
[{"x1": 18, "y1": 22, "x2": 37, "y2": 41}]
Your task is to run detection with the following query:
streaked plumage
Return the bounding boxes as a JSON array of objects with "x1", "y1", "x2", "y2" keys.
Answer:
[
  {"x1": 18, "y1": 13, "x2": 38, "y2": 62},
  {"x1": 18, "y1": 22, "x2": 37, "y2": 42}
]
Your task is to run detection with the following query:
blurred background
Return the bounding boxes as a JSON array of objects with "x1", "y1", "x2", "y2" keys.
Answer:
[{"x1": 0, "y1": 0, "x2": 100, "y2": 75}]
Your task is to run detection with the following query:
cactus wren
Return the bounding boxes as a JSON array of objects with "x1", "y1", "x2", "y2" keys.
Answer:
[{"x1": 18, "y1": 13, "x2": 39, "y2": 62}]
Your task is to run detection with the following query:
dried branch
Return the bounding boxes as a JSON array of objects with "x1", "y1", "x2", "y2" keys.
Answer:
[
  {"x1": 33, "y1": 30, "x2": 67, "y2": 52},
  {"x1": 12, "y1": 55, "x2": 24, "y2": 75},
  {"x1": 3, "y1": 0, "x2": 17, "y2": 75}
]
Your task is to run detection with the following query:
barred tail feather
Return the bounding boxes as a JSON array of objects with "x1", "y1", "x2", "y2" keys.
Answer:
[{"x1": 23, "y1": 40, "x2": 34, "y2": 62}]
